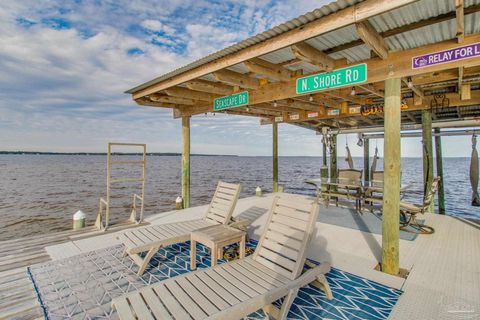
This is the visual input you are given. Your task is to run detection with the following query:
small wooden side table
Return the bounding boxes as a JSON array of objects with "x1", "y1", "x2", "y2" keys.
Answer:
[{"x1": 190, "y1": 224, "x2": 246, "y2": 270}]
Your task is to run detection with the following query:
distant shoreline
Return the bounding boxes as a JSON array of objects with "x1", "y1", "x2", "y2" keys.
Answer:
[
  {"x1": 0, "y1": 152, "x2": 470, "y2": 158},
  {"x1": 0, "y1": 151, "x2": 237, "y2": 157}
]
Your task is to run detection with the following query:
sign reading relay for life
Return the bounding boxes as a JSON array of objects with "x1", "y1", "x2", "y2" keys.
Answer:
[{"x1": 412, "y1": 42, "x2": 480, "y2": 69}]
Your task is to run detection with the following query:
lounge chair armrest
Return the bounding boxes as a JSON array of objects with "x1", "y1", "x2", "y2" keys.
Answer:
[
  {"x1": 400, "y1": 201, "x2": 421, "y2": 212},
  {"x1": 288, "y1": 262, "x2": 333, "y2": 300}
]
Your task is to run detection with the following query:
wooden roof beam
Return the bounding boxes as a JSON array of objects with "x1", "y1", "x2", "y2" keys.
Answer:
[
  {"x1": 172, "y1": 34, "x2": 480, "y2": 116},
  {"x1": 130, "y1": 0, "x2": 418, "y2": 99},
  {"x1": 164, "y1": 87, "x2": 219, "y2": 102},
  {"x1": 358, "y1": 84, "x2": 384, "y2": 98},
  {"x1": 185, "y1": 79, "x2": 234, "y2": 95},
  {"x1": 325, "y1": 4, "x2": 480, "y2": 55},
  {"x1": 149, "y1": 94, "x2": 196, "y2": 105},
  {"x1": 244, "y1": 58, "x2": 293, "y2": 82},
  {"x1": 456, "y1": 0, "x2": 465, "y2": 43},
  {"x1": 288, "y1": 99, "x2": 325, "y2": 112},
  {"x1": 291, "y1": 42, "x2": 335, "y2": 71},
  {"x1": 213, "y1": 69, "x2": 260, "y2": 89},
  {"x1": 356, "y1": 21, "x2": 389, "y2": 59}
]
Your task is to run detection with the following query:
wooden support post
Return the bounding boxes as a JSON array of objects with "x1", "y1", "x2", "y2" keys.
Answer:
[
  {"x1": 434, "y1": 128, "x2": 446, "y2": 214},
  {"x1": 422, "y1": 109, "x2": 434, "y2": 213},
  {"x1": 181, "y1": 116, "x2": 191, "y2": 208},
  {"x1": 382, "y1": 77, "x2": 401, "y2": 276},
  {"x1": 273, "y1": 122, "x2": 279, "y2": 192},
  {"x1": 364, "y1": 139, "x2": 370, "y2": 184},
  {"x1": 330, "y1": 135, "x2": 337, "y2": 191}
]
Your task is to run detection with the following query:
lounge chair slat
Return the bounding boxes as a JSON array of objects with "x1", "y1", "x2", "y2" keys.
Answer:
[
  {"x1": 230, "y1": 262, "x2": 280, "y2": 290},
  {"x1": 165, "y1": 280, "x2": 208, "y2": 320},
  {"x1": 241, "y1": 258, "x2": 290, "y2": 285},
  {"x1": 133, "y1": 229, "x2": 154, "y2": 244},
  {"x1": 257, "y1": 247, "x2": 296, "y2": 272},
  {"x1": 265, "y1": 230, "x2": 302, "y2": 250},
  {"x1": 213, "y1": 267, "x2": 260, "y2": 297},
  {"x1": 261, "y1": 238, "x2": 300, "y2": 261},
  {"x1": 196, "y1": 272, "x2": 240, "y2": 305},
  {"x1": 112, "y1": 297, "x2": 136, "y2": 320},
  {"x1": 153, "y1": 284, "x2": 192, "y2": 320},
  {"x1": 274, "y1": 205, "x2": 311, "y2": 221},
  {"x1": 223, "y1": 264, "x2": 272, "y2": 292},
  {"x1": 271, "y1": 213, "x2": 307, "y2": 231},
  {"x1": 141, "y1": 289, "x2": 173, "y2": 319},
  {"x1": 217, "y1": 186, "x2": 237, "y2": 196},
  {"x1": 118, "y1": 234, "x2": 137, "y2": 249},
  {"x1": 176, "y1": 277, "x2": 219, "y2": 316},
  {"x1": 275, "y1": 198, "x2": 312, "y2": 212},
  {"x1": 128, "y1": 293, "x2": 155, "y2": 320},
  {"x1": 205, "y1": 269, "x2": 250, "y2": 301},
  {"x1": 268, "y1": 221, "x2": 305, "y2": 242},
  {"x1": 188, "y1": 274, "x2": 230, "y2": 310}
]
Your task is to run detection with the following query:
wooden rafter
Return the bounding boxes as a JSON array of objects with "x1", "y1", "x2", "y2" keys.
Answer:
[
  {"x1": 185, "y1": 79, "x2": 233, "y2": 95},
  {"x1": 291, "y1": 42, "x2": 335, "y2": 71},
  {"x1": 456, "y1": 0, "x2": 465, "y2": 43},
  {"x1": 130, "y1": 0, "x2": 417, "y2": 99},
  {"x1": 355, "y1": 21, "x2": 389, "y2": 59},
  {"x1": 325, "y1": 4, "x2": 480, "y2": 55},
  {"x1": 164, "y1": 87, "x2": 219, "y2": 102},
  {"x1": 149, "y1": 94, "x2": 196, "y2": 105},
  {"x1": 358, "y1": 84, "x2": 383, "y2": 98},
  {"x1": 244, "y1": 58, "x2": 292, "y2": 82},
  {"x1": 213, "y1": 69, "x2": 260, "y2": 89}
]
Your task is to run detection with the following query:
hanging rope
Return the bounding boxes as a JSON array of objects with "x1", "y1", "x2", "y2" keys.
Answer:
[
  {"x1": 470, "y1": 134, "x2": 480, "y2": 206},
  {"x1": 345, "y1": 136, "x2": 354, "y2": 169},
  {"x1": 370, "y1": 143, "x2": 378, "y2": 181}
]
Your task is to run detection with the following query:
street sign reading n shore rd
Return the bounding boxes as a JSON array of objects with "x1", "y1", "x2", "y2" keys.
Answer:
[
  {"x1": 213, "y1": 91, "x2": 249, "y2": 111},
  {"x1": 296, "y1": 63, "x2": 367, "y2": 94}
]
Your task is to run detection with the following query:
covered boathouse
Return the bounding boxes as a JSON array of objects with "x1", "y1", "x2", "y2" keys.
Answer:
[
  {"x1": 126, "y1": 0, "x2": 480, "y2": 275},
  {"x1": 1, "y1": 0, "x2": 480, "y2": 319}
]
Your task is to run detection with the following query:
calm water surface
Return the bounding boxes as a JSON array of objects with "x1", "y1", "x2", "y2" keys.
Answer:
[{"x1": 0, "y1": 155, "x2": 478, "y2": 240}]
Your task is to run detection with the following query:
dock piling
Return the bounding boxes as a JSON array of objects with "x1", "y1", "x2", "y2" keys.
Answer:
[
  {"x1": 182, "y1": 116, "x2": 191, "y2": 208},
  {"x1": 273, "y1": 122, "x2": 279, "y2": 192},
  {"x1": 422, "y1": 109, "x2": 434, "y2": 213},
  {"x1": 382, "y1": 77, "x2": 401, "y2": 276},
  {"x1": 434, "y1": 128, "x2": 446, "y2": 214}
]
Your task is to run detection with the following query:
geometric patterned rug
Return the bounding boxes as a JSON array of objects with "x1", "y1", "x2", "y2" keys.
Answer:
[{"x1": 28, "y1": 240, "x2": 402, "y2": 320}]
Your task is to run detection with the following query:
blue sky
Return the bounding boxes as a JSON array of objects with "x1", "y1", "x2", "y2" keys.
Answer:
[{"x1": 0, "y1": 0, "x2": 474, "y2": 157}]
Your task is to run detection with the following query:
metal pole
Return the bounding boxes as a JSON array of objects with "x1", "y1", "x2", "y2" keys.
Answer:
[
  {"x1": 273, "y1": 122, "x2": 279, "y2": 192},
  {"x1": 181, "y1": 116, "x2": 191, "y2": 208},
  {"x1": 422, "y1": 109, "x2": 434, "y2": 213},
  {"x1": 382, "y1": 77, "x2": 401, "y2": 275},
  {"x1": 364, "y1": 139, "x2": 370, "y2": 184},
  {"x1": 330, "y1": 134, "x2": 337, "y2": 191},
  {"x1": 434, "y1": 128, "x2": 446, "y2": 214}
]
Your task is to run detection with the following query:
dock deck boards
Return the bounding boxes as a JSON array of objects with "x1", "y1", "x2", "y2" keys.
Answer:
[
  {"x1": 0, "y1": 222, "x2": 147, "y2": 319},
  {"x1": 0, "y1": 193, "x2": 479, "y2": 319}
]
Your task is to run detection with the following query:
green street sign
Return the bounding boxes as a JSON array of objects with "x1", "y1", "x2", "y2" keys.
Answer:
[
  {"x1": 296, "y1": 63, "x2": 367, "y2": 94},
  {"x1": 214, "y1": 91, "x2": 249, "y2": 111}
]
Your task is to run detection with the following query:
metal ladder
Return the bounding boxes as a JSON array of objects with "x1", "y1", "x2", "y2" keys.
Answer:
[{"x1": 96, "y1": 142, "x2": 146, "y2": 231}]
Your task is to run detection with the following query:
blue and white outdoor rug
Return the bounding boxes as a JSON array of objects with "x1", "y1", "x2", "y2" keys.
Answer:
[{"x1": 28, "y1": 240, "x2": 402, "y2": 319}]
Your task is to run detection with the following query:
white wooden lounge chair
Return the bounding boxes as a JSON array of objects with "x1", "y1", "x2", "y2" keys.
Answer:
[
  {"x1": 112, "y1": 195, "x2": 333, "y2": 320},
  {"x1": 119, "y1": 181, "x2": 242, "y2": 275}
]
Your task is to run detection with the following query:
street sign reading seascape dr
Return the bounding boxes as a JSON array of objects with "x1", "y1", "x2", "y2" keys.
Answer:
[
  {"x1": 213, "y1": 91, "x2": 249, "y2": 111},
  {"x1": 296, "y1": 63, "x2": 367, "y2": 94},
  {"x1": 412, "y1": 42, "x2": 480, "y2": 69}
]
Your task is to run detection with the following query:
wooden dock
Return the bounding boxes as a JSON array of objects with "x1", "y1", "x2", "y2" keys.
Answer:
[
  {"x1": 0, "y1": 194, "x2": 479, "y2": 319},
  {"x1": 0, "y1": 223, "x2": 147, "y2": 319}
]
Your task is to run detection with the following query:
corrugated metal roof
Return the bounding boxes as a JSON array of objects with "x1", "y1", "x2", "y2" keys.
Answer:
[
  {"x1": 125, "y1": 0, "x2": 362, "y2": 93},
  {"x1": 127, "y1": 0, "x2": 480, "y2": 94}
]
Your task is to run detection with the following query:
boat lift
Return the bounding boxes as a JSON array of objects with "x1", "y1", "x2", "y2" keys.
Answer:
[{"x1": 95, "y1": 142, "x2": 146, "y2": 231}]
